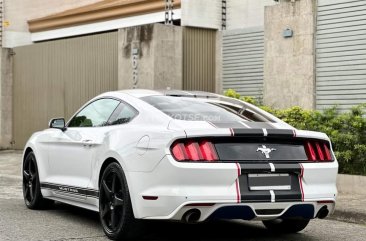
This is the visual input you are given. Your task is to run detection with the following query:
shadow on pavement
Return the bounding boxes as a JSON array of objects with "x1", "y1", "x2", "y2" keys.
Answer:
[{"x1": 51, "y1": 202, "x2": 302, "y2": 241}]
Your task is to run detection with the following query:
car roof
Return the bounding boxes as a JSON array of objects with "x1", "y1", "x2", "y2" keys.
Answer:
[{"x1": 111, "y1": 89, "x2": 222, "y2": 99}]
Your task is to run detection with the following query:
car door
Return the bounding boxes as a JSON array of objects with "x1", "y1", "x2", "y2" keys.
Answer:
[{"x1": 46, "y1": 98, "x2": 120, "y2": 199}]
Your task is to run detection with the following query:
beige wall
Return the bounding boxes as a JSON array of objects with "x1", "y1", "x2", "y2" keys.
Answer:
[
  {"x1": 183, "y1": 27, "x2": 217, "y2": 92},
  {"x1": 263, "y1": 0, "x2": 315, "y2": 109},
  {"x1": 227, "y1": 0, "x2": 277, "y2": 30},
  {"x1": 3, "y1": 0, "x2": 101, "y2": 47},
  {"x1": 12, "y1": 32, "x2": 118, "y2": 149},
  {"x1": 215, "y1": 30, "x2": 222, "y2": 94}
]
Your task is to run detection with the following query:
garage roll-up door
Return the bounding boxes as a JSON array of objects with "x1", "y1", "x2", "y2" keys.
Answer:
[
  {"x1": 223, "y1": 27, "x2": 264, "y2": 99},
  {"x1": 316, "y1": 0, "x2": 366, "y2": 111},
  {"x1": 13, "y1": 32, "x2": 118, "y2": 149}
]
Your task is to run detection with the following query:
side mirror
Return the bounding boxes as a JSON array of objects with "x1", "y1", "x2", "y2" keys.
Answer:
[{"x1": 49, "y1": 118, "x2": 66, "y2": 131}]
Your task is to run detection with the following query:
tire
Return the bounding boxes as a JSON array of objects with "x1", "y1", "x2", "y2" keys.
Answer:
[
  {"x1": 262, "y1": 218, "x2": 310, "y2": 233},
  {"x1": 22, "y1": 151, "x2": 54, "y2": 209},
  {"x1": 99, "y1": 162, "x2": 140, "y2": 240}
]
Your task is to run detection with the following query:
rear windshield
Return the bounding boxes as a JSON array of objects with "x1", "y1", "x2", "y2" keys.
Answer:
[{"x1": 141, "y1": 96, "x2": 264, "y2": 122}]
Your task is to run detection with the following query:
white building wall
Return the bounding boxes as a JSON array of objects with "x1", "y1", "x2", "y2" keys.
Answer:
[
  {"x1": 181, "y1": 0, "x2": 221, "y2": 29},
  {"x1": 227, "y1": 0, "x2": 277, "y2": 30},
  {"x1": 3, "y1": 0, "x2": 101, "y2": 47}
]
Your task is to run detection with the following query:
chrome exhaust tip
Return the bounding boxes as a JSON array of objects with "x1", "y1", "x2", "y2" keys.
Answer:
[
  {"x1": 316, "y1": 206, "x2": 329, "y2": 219},
  {"x1": 182, "y1": 209, "x2": 201, "y2": 223}
]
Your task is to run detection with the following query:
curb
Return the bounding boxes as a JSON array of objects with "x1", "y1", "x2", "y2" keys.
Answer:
[{"x1": 330, "y1": 209, "x2": 366, "y2": 226}]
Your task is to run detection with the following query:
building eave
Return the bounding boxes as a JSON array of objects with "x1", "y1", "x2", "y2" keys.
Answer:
[{"x1": 28, "y1": 0, "x2": 181, "y2": 33}]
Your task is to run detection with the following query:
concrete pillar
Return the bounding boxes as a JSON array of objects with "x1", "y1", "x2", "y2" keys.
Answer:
[
  {"x1": 0, "y1": 49, "x2": 14, "y2": 149},
  {"x1": 118, "y1": 24, "x2": 183, "y2": 90},
  {"x1": 263, "y1": 0, "x2": 315, "y2": 109}
]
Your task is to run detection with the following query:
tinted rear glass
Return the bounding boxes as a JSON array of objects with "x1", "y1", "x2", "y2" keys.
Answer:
[{"x1": 141, "y1": 96, "x2": 251, "y2": 122}]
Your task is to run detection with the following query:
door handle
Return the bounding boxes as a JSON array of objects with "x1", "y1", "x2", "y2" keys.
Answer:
[{"x1": 82, "y1": 139, "x2": 93, "y2": 147}]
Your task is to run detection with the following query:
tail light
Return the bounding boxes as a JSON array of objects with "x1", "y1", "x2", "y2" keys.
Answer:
[
  {"x1": 171, "y1": 139, "x2": 219, "y2": 162},
  {"x1": 304, "y1": 141, "x2": 333, "y2": 162}
]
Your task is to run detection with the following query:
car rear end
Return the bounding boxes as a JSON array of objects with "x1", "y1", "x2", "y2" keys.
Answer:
[{"x1": 129, "y1": 93, "x2": 338, "y2": 224}]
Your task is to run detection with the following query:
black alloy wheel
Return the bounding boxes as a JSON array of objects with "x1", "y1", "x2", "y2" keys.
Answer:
[
  {"x1": 23, "y1": 151, "x2": 53, "y2": 209},
  {"x1": 99, "y1": 163, "x2": 139, "y2": 240}
]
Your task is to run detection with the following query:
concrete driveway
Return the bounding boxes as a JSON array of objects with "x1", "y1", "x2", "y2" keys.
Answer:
[{"x1": 1, "y1": 151, "x2": 365, "y2": 241}]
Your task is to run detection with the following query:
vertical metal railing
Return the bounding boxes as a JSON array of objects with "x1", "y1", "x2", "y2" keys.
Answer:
[
  {"x1": 165, "y1": 0, "x2": 174, "y2": 25},
  {"x1": 222, "y1": 0, "x2": 227, "y2": 30}
]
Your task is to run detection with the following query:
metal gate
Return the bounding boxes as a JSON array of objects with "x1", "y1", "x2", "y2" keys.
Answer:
[
  {"x1": 183, "y1": 27, "x2": 216, "y2": 92},
  {"x1": 316, "y1": 0, "x2": 366, "y2": 111},
  {"x1": 222, "y1": 27, "x2": 264, "y2": 99},
  {"x1": 13, "y1": 32, "x2": 118, "y2": 149}
]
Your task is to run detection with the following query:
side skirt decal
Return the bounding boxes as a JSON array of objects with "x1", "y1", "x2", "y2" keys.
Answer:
[{"x1": 41, "y1": 182, "x2": 99, "y2": 198}]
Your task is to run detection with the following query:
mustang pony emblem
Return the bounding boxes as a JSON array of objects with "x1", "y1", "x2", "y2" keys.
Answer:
[{"x1": 256, "y1": 145, "x2": 276, "y2": 159}]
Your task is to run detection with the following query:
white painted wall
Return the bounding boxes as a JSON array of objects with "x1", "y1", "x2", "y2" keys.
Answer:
[
  {"x1": 4, "y1": 0, "x2": 278, "y2": 46},
  {"x1": 227, "y1": 0, "x2": 277, "y2": 30},
  {"x1": 31, "y1": 10, "x2": 182, "y2": 42},
  {"x1": 181, "y1": 0, "x2": 221, "y2": 29},
  {"x1": 181, "y1": 0, "x2": 278, "y2": 30}
]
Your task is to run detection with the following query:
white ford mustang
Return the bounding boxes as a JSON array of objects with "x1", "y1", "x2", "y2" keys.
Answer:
[{"x1": 22, "y1": 89, "x2": 338, "y2": 240}]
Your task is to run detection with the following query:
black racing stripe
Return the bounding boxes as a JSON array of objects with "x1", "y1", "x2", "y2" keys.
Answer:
[
  {"x1": 41, "y1": 183, "x2": 99, "y2": 198},
  {"x1": 273, "y1": 163, "x2": 302, "y2": 174},
  {"x1": 273, "y1": 174, "x2": 302, "y2": 202},
  {"x1": 237, "y1": 164, "x2": 302, "y2": 203},
  {"x1": 266, "y1": 129, "x2": 295, "y2": 138},
  {"x1": 239, "y1": 163, "x2": 271, "y2": 173},
  {"x1": 238, "y1": 174, "x2": 271, "y2": 202},
  {"x1": 232, "y1": 128, "x2": 264, "y2": 137},
  {"x1": 244, "y1": 122, "x2": 275, "y2": 129}
]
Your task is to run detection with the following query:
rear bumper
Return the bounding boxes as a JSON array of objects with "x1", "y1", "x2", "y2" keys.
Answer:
[
  {"x1": 168, "y1": 201, "x2": 335, "y2": 222},
  {"x1": 127, "y1": 155, "x2": 338, "y2": 220}
]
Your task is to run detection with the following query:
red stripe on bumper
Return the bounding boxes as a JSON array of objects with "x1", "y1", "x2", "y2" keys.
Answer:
[
  {"x1": 299, "y1": 163, "x2": 304, "y2": 202},
  {"x1": 235, "y1": 163, "x2": 241, "y2": 203}
]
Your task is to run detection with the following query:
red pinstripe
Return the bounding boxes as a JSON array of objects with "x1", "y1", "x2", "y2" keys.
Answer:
[
  {"x1": 207, "y1": 121, "x2": 217, "y2": 128},
  {"x1": 235, "y1": 163, "x2": 241, "y2": 203},
  {"x1": 299, "y1": 163, "x2": 305, "y2": 202}
]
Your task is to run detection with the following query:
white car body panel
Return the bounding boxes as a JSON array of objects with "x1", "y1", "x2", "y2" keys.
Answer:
[{"x1": 23, "y1": 89, "x2": 338, "y2": 222}]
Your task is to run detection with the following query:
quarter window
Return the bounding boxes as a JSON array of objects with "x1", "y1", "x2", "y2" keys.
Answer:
[
  {"x1": 68, "y1": 99, "x2": 120, "y2": 127},
  {"x1": 109, "y1": 103, "x2": 138, "y2": 125}
]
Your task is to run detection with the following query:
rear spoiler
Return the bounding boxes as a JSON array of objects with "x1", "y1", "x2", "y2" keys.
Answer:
[{"x1": 184, "y1": 128, "x2": 330, "y2": 142}]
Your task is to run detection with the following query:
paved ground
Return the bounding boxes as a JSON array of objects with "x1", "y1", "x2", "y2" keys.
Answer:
[{"x1": 1, "y1": 150, "x2": 365, "y2": 241}]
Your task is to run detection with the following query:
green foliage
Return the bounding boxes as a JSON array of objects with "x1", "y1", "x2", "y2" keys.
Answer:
[
  {"x1": 224, "y1": 89, "x2": 260, "y2": 105},
  {"x1": 224, "y1": 89, "x2": 366, "y2": 175}
]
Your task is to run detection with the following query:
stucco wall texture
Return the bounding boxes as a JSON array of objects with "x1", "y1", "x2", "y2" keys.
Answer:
[
  {"x1": 118, "y1": 24, "x2": 183, "y2": 91},
  {"x1": 263, "y1": 0, "x2": 315, "y2": 109}
]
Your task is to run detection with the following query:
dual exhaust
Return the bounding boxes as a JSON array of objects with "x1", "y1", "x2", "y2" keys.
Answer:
[{"x1": 181, "y1": 205, "x2": 329, "y2": 223}]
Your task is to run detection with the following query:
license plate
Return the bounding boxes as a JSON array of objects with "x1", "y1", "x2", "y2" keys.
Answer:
[{"x1": 248, "y1": 173, "x2": 291, "y2": 191}]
